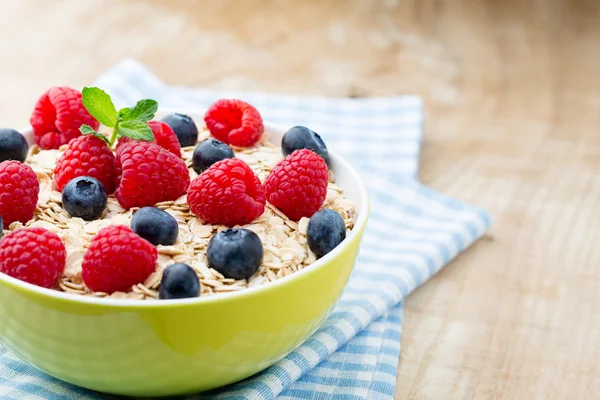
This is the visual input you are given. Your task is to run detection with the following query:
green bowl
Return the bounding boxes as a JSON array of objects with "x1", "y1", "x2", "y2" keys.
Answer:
[{"x1": 0, "y1": 112, "x2": 369, "y2": 397}]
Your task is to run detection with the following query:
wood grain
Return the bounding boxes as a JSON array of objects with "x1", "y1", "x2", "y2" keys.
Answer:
[{"x1": 0, "y1": 0, "x2": 599, "y2": 398}]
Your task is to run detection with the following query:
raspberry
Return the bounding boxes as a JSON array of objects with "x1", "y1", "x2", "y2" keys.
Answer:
[
  {"x1": 0, "y1": 227, "x2": 66, "y2": 288},
  {"x1": 30, "y1": 87, "x2": 100, "y2": 149},
  {"x1": 187, "y1": 158, "x2": 265, "y2": 226},
  {"x1": 115, "y1": 140, "x2": 190, "y2": 209},
  {"x1": 148, "y1": 120, "x2": 181, "y2": 157},
  {"x1": 0, "y1": 161, "x2": 40, "y2": 229},
  {"x1": 117, "y1": 121, "x2": 181, "y2": 157},
  {"x1": 53, "y1": 135, "x2": 118, "y2": 194},
  {"x1": 204, "y1": 99, "x2": 264, "y2": 147},
  {"x1": 81, "y1": 225, "x2": 157, "y2": 294},
  {"x1": 263, "y1": 149, "x2": 328, "y2": 221}
]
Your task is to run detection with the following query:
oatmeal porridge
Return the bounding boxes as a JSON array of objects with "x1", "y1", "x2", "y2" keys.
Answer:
[
  {"x1": 8, "y1": 128, "x2": 356, "y2": 300},
  {"x1": 0, "y1": 89, "x2": 357, "y2": 300}
]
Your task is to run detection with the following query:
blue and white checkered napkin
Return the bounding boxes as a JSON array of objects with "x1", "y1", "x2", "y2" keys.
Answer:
[{"x1": 0, "y1": 59, "x2": 491, "y2": 399}]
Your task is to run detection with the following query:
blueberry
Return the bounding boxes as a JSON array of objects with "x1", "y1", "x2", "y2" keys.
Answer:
[
  {"x1": 0, "y1": 128, "x2": 28, "y2": 163},
  {"x1": 62, "y1": 177, "x2": 107, "y2": 221},
  {"x1": 130, "y1": 207, "x2": 179, "y2": 246},
  {"x1": 307, "y1": 209, "x2": 346, "y2": 258},
  {"x1": 192, "y1": 139, "x2": 235, "y2": 174},
  {"x1": 161, "y1": 113, "x2": 198, "y2": 147},
  {"x1": 159, "y1": 263, "x2": 201, "y2": 300},
  {"x1": 281, "y1": 126, "x2": 330, "y2": 166},
  {"x1": 207, "y1": 228, "x2": 263, "y2": 280}
]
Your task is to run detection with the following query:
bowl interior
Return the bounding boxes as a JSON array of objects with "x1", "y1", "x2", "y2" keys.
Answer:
[{"x1": 5, "y1": 109, "x2": 369, "y2": 306}]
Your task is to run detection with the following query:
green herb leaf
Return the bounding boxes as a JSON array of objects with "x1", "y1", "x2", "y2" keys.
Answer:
[
  {"x1": 123, "y1": 99, "x2": 158, "y2": 122},
  {"x1": 81, "y1": 87, "x2": 117, "y2": 127},
  {"x1": 116, "y1": 120, "x2": 154, "y2": 141},
  {"x1": 79, "y1": 124, "x2": 97, "y2": 135},
  {"x1": 79, "y1": 124, "x2": 110, "y2": 144},
  {"x1": 117, "y1": 107, "x2": 131, "y2": 120}
]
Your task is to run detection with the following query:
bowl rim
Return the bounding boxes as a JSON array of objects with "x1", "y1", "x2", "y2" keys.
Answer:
[{"x1": 0, "y1": 112, "x2": 370, "y2": 307}]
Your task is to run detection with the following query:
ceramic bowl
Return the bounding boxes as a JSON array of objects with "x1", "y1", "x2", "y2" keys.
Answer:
[{"x1": 0, "y1": 111, "x2": 369, "y2": 397}]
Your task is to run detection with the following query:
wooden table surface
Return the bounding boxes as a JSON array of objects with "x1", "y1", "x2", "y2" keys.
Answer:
[{"x1": 1, "y1": 0, "x2": 599, "y2": 398}]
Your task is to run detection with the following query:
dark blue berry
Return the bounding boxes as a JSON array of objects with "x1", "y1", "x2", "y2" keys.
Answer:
[
  {"x1": 161, "y1": 113, "x2": 198, "y2": 147},
  {"x1": 62, "y1": 176, "x2": 107, "y2": 221},
  {"x1": 207, "y1": 228, "x2": 263, "y2": 280},
  {"x1": 192, "y1": 139, "x2": 235, "y2": 174},
  {"x1": 130, "y1": 207, "x2": 179, "y2": 246},
  {"x1": 0, "y1": 128, "x2": 28, "y2": 163},
  {"x1": 159, "y1": 263, "x2": 201, "y2": 300},
  {"x1": 307, "y1": 209, "x2": 346, "y2": 258},
  {"x1": 281, "y1": 126, "x2": 330, "y2": 166}
]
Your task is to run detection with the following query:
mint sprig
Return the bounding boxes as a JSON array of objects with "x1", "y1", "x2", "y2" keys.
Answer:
[
  {"x1": 118, "y1": 120, "x2": 154, "y2": 141},
  {"x1": 124, "y1": 99, "x2": 158, "y2": 122},
  {"x1": 79, "y1": 124, "x2": 110, "y2": 144},
  {"x1": 117, "y1": 107, "x2": 130, "y2": 119},
  {"x1": 81, "y1": 87, "x2": 117, "y2": 127},
  {"x1": 79, "y1": 87, "x2": 158, "y2": 147}
]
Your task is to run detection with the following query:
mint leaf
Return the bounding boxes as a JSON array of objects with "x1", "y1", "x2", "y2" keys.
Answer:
[
  {"x1": 117, "y1": 107, "x2": 130, "y2": 120},
  {"x1": 81, "y1": 87, "x2": 117, "y2": 127},
  {"x1": 124, "y1": 99, "x2": 158, "y2": 122},
  {"x1": 79, "y1": 124, "x2": 97, "y2": 135},
  {"x1": 79, "y1": 124, "x2": 109, "y2": 144},
  {"x1": 116, "y1": 120, "x2": 154, "y2": 141}
]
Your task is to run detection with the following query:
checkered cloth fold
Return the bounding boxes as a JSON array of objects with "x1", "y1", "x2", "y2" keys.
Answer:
[{"x1": 0, "y1": 60, "x2": 490, "y2": 400}]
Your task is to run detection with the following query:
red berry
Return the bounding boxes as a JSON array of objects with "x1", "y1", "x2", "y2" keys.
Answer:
[
  {"x1": 82, "y1": 225, "x2": 157, "y2": 294},
  {"x1": 53, "y1": 135, "x2": 118, "y2": 194},
  {"x1": 0, "y1": 161, "x2": 40, "y2": 229},
  {"x1": 0, "y1": 227, "x2": 66, "y2": 288},
  {"x1": 30, "y1": 87, "x2": 100, "y2": 150},
  {"x1": 204, "y1": 99, "x2": 264, "y2": 147},
  {"x1": 148, "y1": 120, "x2": 182, "y2": 157},
  {"x1": 115, "y1": 140, "x2": 190, "y2": 209},
  {"x1": 187, "y1": 158, "x2": 265, "y2": 226},
  {"x1": 117, "y1": 121, "x2": 182, "y2": 158},
  {"x1": 263, "y1": 149, "x2": 328, "y2": 221}
]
